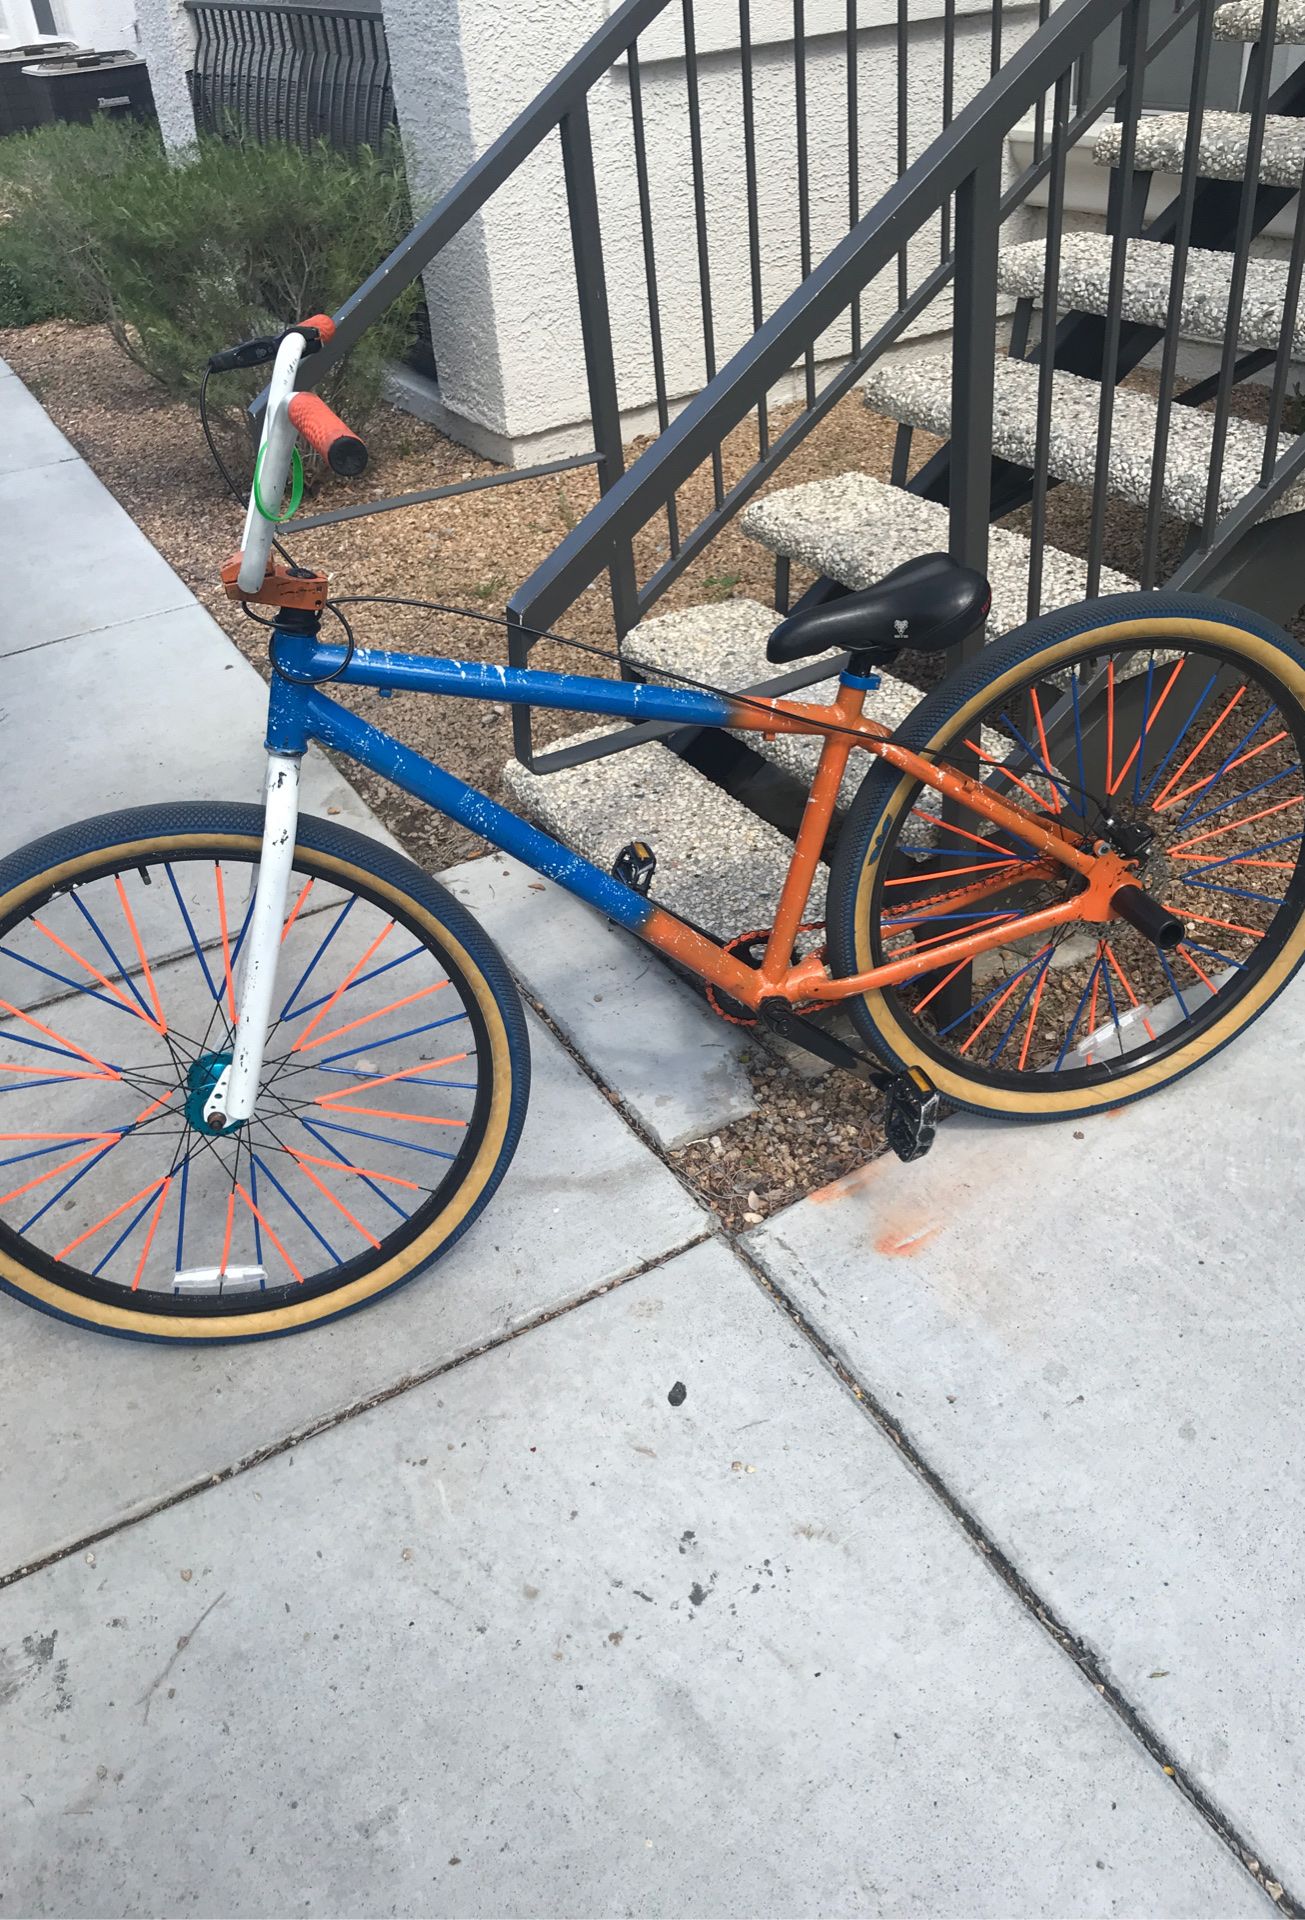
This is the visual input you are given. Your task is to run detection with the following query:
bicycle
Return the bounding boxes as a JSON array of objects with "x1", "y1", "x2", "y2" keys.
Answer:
[{"x1": 3, "y1": 312, "x2": 1304, "y2": 1341}]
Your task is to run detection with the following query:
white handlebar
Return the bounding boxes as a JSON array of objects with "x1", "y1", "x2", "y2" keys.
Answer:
[{"x1": 236, "y1": 330, "x2": 307, "y2": 595}]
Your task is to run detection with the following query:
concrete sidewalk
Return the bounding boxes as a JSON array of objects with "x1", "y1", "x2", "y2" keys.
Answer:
[{"x1": 0, "y1": 363, "x2": 1296, "y2": 1918}]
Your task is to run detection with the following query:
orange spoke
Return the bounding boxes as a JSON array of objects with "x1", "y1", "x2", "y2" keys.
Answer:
[
  {"x1": 286, "y1": 1148, "x2": 420, "y2": 1191},
  {"x1": 0, "y1": 1143, "x2": 108, "y2": 1208},
  {"x1": 0, "y1": 997, "x2": 120, "y2": 1079},
  {"x1": 218, "y1": 1189, "x2": 236, "y2": 1277},
  {"x1": 130, "y1": 1177, "x2": 172, "y2": 1291},
  {"x1": 0, "y1": 1063, "x2": 114, "y2": 1081},
  {"x1": 908, "y1": 808, "x2": 1023, "y2": 857},
  {"x1": 911, "y1": 955, "x2": 975, "y2": 1011},
  {"x1": 1028, "y1": 687, "x2": 1062, "y2": 812},
  {"x1": 959, "y1": 947, "x2": 1053, "y2": 1055},
  {"x1": 57, "y1": 1174, "x2": 169, "y2": 1264},
  {"x1": 884, "y1": 856, "x2": 1023, "y2": 887},
  {"x1": 886, "y1": 911, "x2": 1018, "y2": 959},
  {"x1": 1178, "y1": 945, "x2": 1218, "y2": 993},
  {"x1": 1108, "y1": 657, "x2": 1186, "y2": 796},
  {"x1": 963, "y1": 738, "x2": 1056, "y2": 814},
  {"x1": 214, "y1": 863, "x2": 237, "y2": 1026},
  {"x1": 280, "y1": 877, "x2": 315, "y2": 944},
  {"x1": 310, "y1": 1103, "x2": 467, "y2": 1128},
  {"x1": 291, "y1": 979, "x2": 450, "y2": 1055},
  {"x1": 31, "y1": 917, "x2": 160, "y2": 1030},
  {"x1": 0, "y1": 1129, "x2": 121, "y2": 1142},
  {"x1": 131, "y1": 1088, "x2": 177, "y2": 1127},
  {"x1": 1151, "y1": 687, "x2": 1245, "y2": 811},
  {"x1": 235, "y1": 1181, "x2": 303, "y2": 1284},
  {"x1": 1171, "y1": 853, "x2": 1294, "y2": 871},
  {"x1": 1165, "y1": 905, "x2": 1263, "y2": 941},
  {"x1": 294, "y1": 918, "x2": 396, "y2": 1051},
  {"x1": 1158, "y1": 729, "x2": 1289, "y2": 815},
  {"x1": 314, "y1": 1053, "x2": 469, "y2": 1105},
  {"x1": 1167, "y1": 793, "x2": 1303, "y2": 854},
  {"x1": 1017, "y1": 961, "x2": 1051, "y2": 1069},
  {"x1": 114, "y1": 877, "x2": 167, "y2": 1034},
  {"x1": 1103, "y1": 942, "x2": 1156, "y2": 1043},
  {"x1": 292, "y1": 1156, "x2": 380, "y2": 1248}
]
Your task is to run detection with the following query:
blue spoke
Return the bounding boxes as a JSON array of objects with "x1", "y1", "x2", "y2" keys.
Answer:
[
  {"x1": 1181, "y1": 879, "x2": 1285, "y2": 907},
  {"x1": 247, "y1": 1149, "x2": 264, "y2": 1273},
  {"x1": 282, "y1": 945, "x2": 425, "y2": 1023},
  {"x1": 0, "y1": 1136, "x2": 101, "y2": 1173},
  {"x1": 0, "y1": 1028, "x2": 124, "y2": 1071},
  {"x1": 0, "y1": 1074, "x2": 101, "y2": 1097},
  {"x1": 1175, "y1": 762, "x2": 1300, "y2": 834},
  {"x1": 250, "y1": 1151, "x2": 339, "y2": 1265},
  {"x1": 996, "y1": 710, "x2": 1078, "y2": 812},
  {"x1": 898, "y1": 843, "x2": 1024, "y2": 864},
  {"x1": 1131, "y1": 654, "x2": 1157, "y2": 805},
  {"x1": 175, "y1": 1153, "x2": 190, "y2": 1272},
  {"x1": 935, "y1": 944, "x2": 1054, "y2": 1039},
  {"x1": 1156, "y1": 948, "x2": 1190, "y2": 1019},
  {"x1": 69, "y1": 890, "x2": 155, "y2": 1024},
  {"x1": 165, "y1": 864, "x2": 217, "y2": 999},
  {"x1": 1140, "y1": 669, "x2": 1219, "y2": 805},
  {"x1": 311, "y1": 1064, "x2": 478, "y2": 1090},
  {"x1": 20, "y1": 1137, "x2": 123, "y2": 1235},
  {"x1": 1180, "y1": 830, "x2": 1303, "y2": 879},
  {"x1": 1052, "y1": 950, "x2": 1105, "y2": 1071},
  {"x1": 278, "y1": 898, "x2": 355, "y2": 1023},
  {"x1": 882, "y1": 909, "x2": 1021, "y2": 929},
  {"x1": 296, "y1": 1114, "x2": 411, "y2": 1223},
  {"x1": 93, "y1": 1183, "x2": 164, "y2": 1280},
  {"x1": 1172, "y1": 708, "x2": 1273, "y2": 829},
  {"x1": 0, "y1": 945, "x2": 148, "y2": 1024},
  {"x1": 224, "y1": 889, "x2": 258, "y2": 991},
  {"x1": 988, "y1": 946, "x2": 1054, "y2": 1065},
  {"x1": 307, "y1": 1115, "x2": 457, "y2": 1164},
  {"x1": 314, "y1": 1009, "x2": 470, "y2": 1068},
  {"x1": 1184, "y1": 940, "x2": 1244, "y2": 971}
]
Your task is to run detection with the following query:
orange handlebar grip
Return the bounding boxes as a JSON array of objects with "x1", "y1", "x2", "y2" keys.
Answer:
[
  {"x1": 287, "y1": 391, "x2": 368, "y2": 477},
  {"x1": 297, "y1": 313, "x2": 336, "y2": 344}
]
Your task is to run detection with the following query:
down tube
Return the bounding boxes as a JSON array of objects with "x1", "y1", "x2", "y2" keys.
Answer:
[{"x1": 298, "y1": 684, "x2": 656, "y2": 932}]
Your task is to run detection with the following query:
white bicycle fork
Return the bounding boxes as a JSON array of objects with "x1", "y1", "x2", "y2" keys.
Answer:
[{"x1": 201, "y1": 750, "x2": 302, "y2": 1129}]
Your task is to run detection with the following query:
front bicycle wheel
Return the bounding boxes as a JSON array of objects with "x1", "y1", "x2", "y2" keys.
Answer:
[
  {"x1": 0, "y1": 804, "x2": 529, "y2": 1341},
  {"x1": 827, "y1": 593, "x2": 1305, "y2": 1120}
]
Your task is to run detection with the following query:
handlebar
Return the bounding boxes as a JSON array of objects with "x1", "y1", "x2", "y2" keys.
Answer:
[{"x1": 288, "y1": 392, "x2": 368, "y2": 477}]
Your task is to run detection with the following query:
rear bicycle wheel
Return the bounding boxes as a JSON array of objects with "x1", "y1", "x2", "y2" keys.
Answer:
[
  {"x1": 827, "y1": 593, "x2": 1305, "y2": 1119},
  {"x1": 0, "y1": 803, "x2": 529, "y2": 1341}
]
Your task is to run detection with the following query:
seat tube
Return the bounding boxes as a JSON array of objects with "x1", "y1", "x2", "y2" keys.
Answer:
[
  {"x1": 223, "y1": 750, "x2": 302, "y2": 1124},
  {"x1": 762, "y1": 680, "x2": 865, "y2": 980}
]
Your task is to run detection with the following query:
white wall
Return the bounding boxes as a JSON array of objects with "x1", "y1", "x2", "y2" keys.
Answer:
[
  {"x1": 0, "y1": 0, "x2": 137, "y2": 49},
  {"x1": 382, "y1": 0, "x2": 1043, "y2": 458}
]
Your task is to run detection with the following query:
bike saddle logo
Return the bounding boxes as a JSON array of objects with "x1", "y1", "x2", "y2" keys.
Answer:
[{"x1": 894, "y1": 618, "x2": 909, "y2": 640}]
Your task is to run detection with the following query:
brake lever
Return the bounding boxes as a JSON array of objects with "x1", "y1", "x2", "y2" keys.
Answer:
[{"x1": 207, "y1": 324, "x2": 327, "y2": 376}]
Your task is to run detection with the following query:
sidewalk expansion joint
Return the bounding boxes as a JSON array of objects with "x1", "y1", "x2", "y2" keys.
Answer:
[{"x1": 0, "y1": 1226, "x2": 713, "y2": 1598}]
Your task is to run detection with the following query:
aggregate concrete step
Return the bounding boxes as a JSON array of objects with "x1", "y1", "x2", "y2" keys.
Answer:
[
  {"x1": 502, "y1": 723, "x2": 826, "y2": 935},
  {"x1": 1094, "y1": 109, "x2": 1305, "y2": 186},
  {"x1": 1214, "y1": 0, "x2": 1305, "y2": 40},
  {"x1": 625, "y1": 598, "x2": 923, "y2": 810},
  {"x1": 740, "y1": 471, "x2": 1137, "y2": 637},
  {"x1": 997, "y1": 232, "x2": 1305, "y2": 357},
  {"x1": 862, "y1": 349, "x2": 1305, "y2": 523}
]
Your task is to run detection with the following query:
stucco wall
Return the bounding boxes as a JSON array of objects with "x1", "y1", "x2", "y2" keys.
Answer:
[{"x1": 382, "y1": 0, "x2": 1042, "y2": 456}]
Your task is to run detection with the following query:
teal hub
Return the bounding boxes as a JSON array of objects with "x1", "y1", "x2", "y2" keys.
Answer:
[{"x1": 184, "y1": 1050, "x2": 241, "y2": 1136}]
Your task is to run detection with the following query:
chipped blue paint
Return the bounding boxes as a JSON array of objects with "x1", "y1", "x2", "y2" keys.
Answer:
[
  {"x1": 265, "y1": 645, "x2": 656, "y2": 930},
  {"x1": 268, "y1": 633, "x2": 731, "y2": 728}
]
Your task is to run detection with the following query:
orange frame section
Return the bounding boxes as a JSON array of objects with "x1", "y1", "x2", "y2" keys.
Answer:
[{"x1": 641, "y1": 679, "x2": 1137, "y2": 1015}]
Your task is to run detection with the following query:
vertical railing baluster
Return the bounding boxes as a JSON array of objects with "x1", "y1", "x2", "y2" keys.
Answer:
[
  {"x1": 1027, "y1": 69, "x2": 1072, "y2": 619},
  {"x1": 794, "y1": 0, "x2": 816, "y2": 408},
  {"x1": 558, "y1": 104, "x2": 640, "y2": 644},
  {"x1": 847, "y1": 0, "x2": 861, "y2": 357},
  {"x1": 1086, "y1": 0, "x2": 1148, "y2": 598},
  {"x1": 990, "y1": 0, "x2": 1004, "y2": 76},
  {"x1": 1032, "y1": 0, "x2": 1050, "y2": 161},
  {"x1": 897, "y1": 0, "x2": 909, "y2": 306},
  {"x1": 739, "y1": 0, "x2": 769, "y2": 460},
  {"x1": 627, "y1": 44, "x2": 680, "y2": 559},
  {"x1": 682, "y1": 0, "x2": 725, "y2": 505},
  {"x1": 950, "y1": 152, "x2": 1001, "y2": 647},
  {"x1": 941, "y1": 0, "x2": 955, "y2": 261},
  {"x1": 1261, "y1": 160, "x2": 1305, "y2": 482},
  {"x1": 1142, "y1": 0, "x2": 1215, "y2": 587},
  {"x1": 1202, "y1": 0, "x2": 1281, "y2": 545}
]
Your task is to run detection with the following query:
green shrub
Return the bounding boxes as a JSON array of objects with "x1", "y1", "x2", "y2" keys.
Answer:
[{"x1": 0, "y1": 116, "x2": 416, "y2": 427}]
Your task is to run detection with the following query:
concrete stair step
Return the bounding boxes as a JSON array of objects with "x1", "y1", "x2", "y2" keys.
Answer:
[
  {"x1": 997, "y1": 232, "x2": 1305, "y2": 357},
  {"x1": 740, "y1": 471, "x2": 1137, "y2": 636},
  {"x1": 862, "y1": 349, "x2": 1305, "y2": 523},
  {"x1": 1214, "y1": 0, "x2": 1305, "y2": 41},
  {"x1": 625, "y1": 598, "x2": 924, "y2": 811},
  {"x1": 502, "y1": 721, "x2": 827, "y2": 937},
  {"x1": 1094, "y1": 110, "x2": 1305, "y2": 187}
]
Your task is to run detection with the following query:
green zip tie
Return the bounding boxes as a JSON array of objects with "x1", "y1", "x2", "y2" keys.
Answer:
[{"x1": 252, "y1": 444, "x2": 305, "y2": 523}]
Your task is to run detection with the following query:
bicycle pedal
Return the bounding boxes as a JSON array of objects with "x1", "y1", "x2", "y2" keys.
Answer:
[
  {"x1": 613, "y1": 840, "x2": 656, "y2": 895},
  {"x1": 884, "y1": 1066, "x2": 939, "y2": 1163}
]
